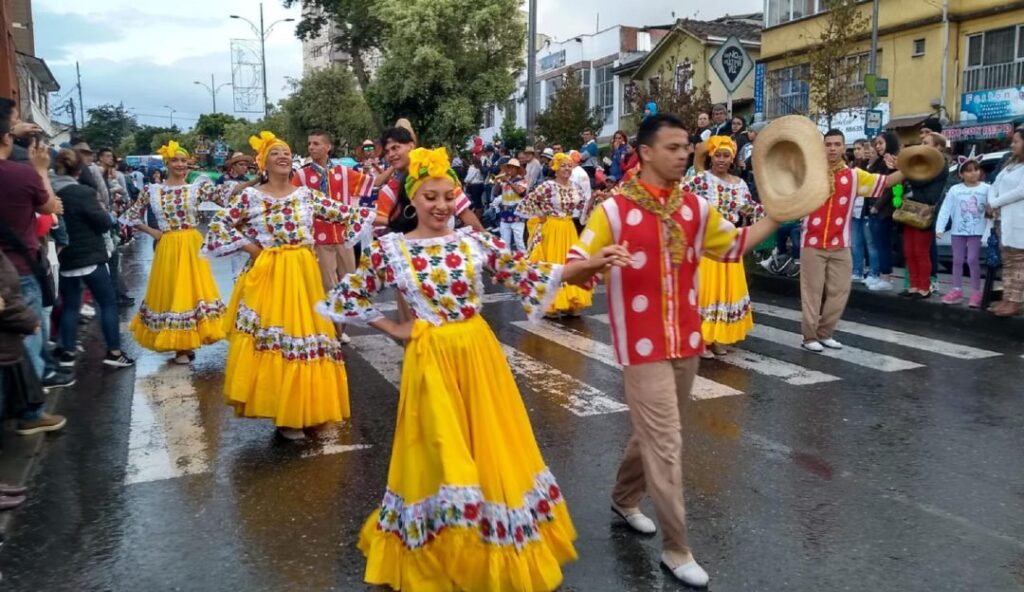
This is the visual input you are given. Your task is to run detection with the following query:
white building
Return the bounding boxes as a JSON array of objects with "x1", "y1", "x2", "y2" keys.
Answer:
[
  {"x1": 476, "y1": 25, "x2": 671, "y2": 144},
  {"x1": 300, "y1": 6, "x2": 350, "y2": 75}
]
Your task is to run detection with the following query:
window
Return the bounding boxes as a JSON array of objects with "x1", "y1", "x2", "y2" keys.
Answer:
[
  {"x1": 621, "y1": 81, "x2": 636, "y2": 116},
  {"x1": 766, "y1": 0, "x2": 823, "y2": 27},
  {"x1": 967, "y1": 34, "x2": 983, "y2": 68},
  {"x1": 545, "y1": 77, "x2": 563, "y2": 110},
  {"x1": 576, "y1": 69, "x2": 591, "y2": 107},
  {"x1": 483, "y1": 105, "x2": 495, "y2": 128},
  {"x1": 594, "y1": 64, "x2": 615, "y2": 124},
  {"x1": 964, "y1": 25, "x2": 1024, "y2": 92},
  {"x1": 504, "y1": 99, "x2": 516, "y2": 123},
  {"x1": 648, "y1": 76, "x2": 661, "y2": 94},
  {"x1": 674, "y1": 60, "x2": 694, "y2": 93},
  {"x1": 765, "y1": 64, "x2": 809, "y2": 118},
  {"x1": 912, "y1": 38, "x2": 925, "y2": 57}
]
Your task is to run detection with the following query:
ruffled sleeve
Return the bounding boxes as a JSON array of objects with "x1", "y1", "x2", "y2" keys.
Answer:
[
  {"x1": 311, "y1": 189, "x2": 375, "y2": 247},
  {"x1": 192, "y1": 178, "x2": 238, "y2": 207},
  {"x1": 318, "y1": 239, "x2": 393, "y2": 325},
  {"x1": 470, "y1": 230, "x2": 563, "y2": 322},
  {"x1": 119, "y1": 187, "x2": 148, "y2": 227},
  {"x1": 516, "y1": 182, "x2": 552, "y2": 219},
  {"x1": 202, "y1": 188, "x2": 252, "y2": 257}
]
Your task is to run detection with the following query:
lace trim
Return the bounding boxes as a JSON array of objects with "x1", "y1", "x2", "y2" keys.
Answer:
[
  {"x1": 233, "y1": 302, "x2": 344, "y2": 362},
  {"x1": 699, "y1": 296, "x2": 752, "y2": 323},
  {"x1": 375, "y1": 468, "x2": 565, "y2": 551},
  {"x1": 136, "y1": 300, "x2": 226, "y2": 331}
]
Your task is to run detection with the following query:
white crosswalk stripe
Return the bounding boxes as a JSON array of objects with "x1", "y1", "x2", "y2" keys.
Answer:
[
  {"x1": 747, "y1": 324, "x2": 923, "y2": 372},
  {"x1": 753, "y1": 303, "x2": 1002, "y2": 360},
  {"x1": 511, "y1": 320, "x2": 744, "y2": 399},
  {"x1": 589, "y1": 314, "x2": 840, "y2": 386}
]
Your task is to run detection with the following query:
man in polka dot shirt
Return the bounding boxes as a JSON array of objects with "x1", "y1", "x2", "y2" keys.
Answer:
[
  {"x1": 562, "y1": 113, "x2": 781, "y2": 589},
  {"x1": 292, "y1": 129, "x2": 377, "y2": 344},
  {"x1": 798, "y1": 129, "x2": 902, "y2": 353}
]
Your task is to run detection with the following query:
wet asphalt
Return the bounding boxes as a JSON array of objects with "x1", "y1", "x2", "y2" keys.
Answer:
[{"x1": 1, "y1": 238, "x2": 1023, "y2": 592}]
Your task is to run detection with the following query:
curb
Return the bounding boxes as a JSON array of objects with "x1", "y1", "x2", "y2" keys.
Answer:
[{"x1": 748, "y1": 270, "x2": 1024, "y2": 339}]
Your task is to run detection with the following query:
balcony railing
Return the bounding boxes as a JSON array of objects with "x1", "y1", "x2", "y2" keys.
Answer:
[{"x1": 964, "y1": 62, "x2": 1024, "y2": 93}]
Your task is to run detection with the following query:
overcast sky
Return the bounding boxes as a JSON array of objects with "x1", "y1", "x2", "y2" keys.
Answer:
[{"x1": 35, "y1": 0, "x2": 763, "y2": 130}]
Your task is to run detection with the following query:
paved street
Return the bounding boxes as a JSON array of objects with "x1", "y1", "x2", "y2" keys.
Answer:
[{"x1": 2, "y1": 239, "x2": 1024, "y2": 592}]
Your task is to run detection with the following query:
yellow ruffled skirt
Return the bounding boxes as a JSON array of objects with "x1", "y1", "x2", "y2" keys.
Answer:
[
  {"x1": 528, "y1": 216, "x2": 591, "y2": 314},
  {"x1": 359, "y1": 315, "x2": 577, "y2": 592},
  {"x1": 222, "y1": 245, "x2": 349, "y2": 428},
  {"x1": 698, "y1": 256, "x2": 753, "y2": 345},
  {"x1": 130, "y1": 229, "x2": 226, "y2": 351}
]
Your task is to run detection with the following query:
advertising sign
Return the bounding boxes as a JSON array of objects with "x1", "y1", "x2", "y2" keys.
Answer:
[
  {"x1": 753, "y1": 63, "x2": 766, "y2": 117},
  {"x1": 961, "y1": 87, "x2": 1024, "y2": 123}
]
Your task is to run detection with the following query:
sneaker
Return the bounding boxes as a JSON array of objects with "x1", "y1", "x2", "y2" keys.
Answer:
[
  {"x1": 660, "y1": 554, "x2": 710, "y2": 588},
  {"x1": 699, "y1": 350, "x2": 715, "y2": 360},
  {"x1": 868, "y1": 279, "x2": 893, "y2": 291},
  {"x1": 968, "y1": 292, "x2": 983, "y2": 309},
  {"x1": 863, "y1": 276, "x2": 877, "y2": 289},
  {"x1": 42, "y1": 369, "x2": 75, "y2": 389},
  {"x1": 55, "y1": 349, "x2": 76, "y2": 367},
  {"x1": 16, "y1": 413, "x2": 67, "y2": 435},
  {"x1": 852, "y1": 274, "x2": 864, "y2": 284},
  {"x1": 103, "y1": 352, "x2": 135, "y2": 368},
  {"x1": 820, "y1": 338, "x2": 843, "y2": 350},
  {"x1": 802, "y1": 340, "x2": 824, "y2": 353},
  {"x1": 80, "y1": 304, "x2": 96, "y2": 319},
  {"x1": 276, "y1": 427, "x2": 307, "y2": 441},
  {"x1": 941, "y1": 289, "x2": 964, "y2": 305},
  {"x1": 338, "y1": 332, "x2": 352, "y2": 345}
]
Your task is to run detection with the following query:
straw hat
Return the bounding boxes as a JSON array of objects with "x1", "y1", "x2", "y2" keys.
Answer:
[
  {"x1": 897, "y1": 145, "x2": 946, "y2": 182},
  {"x1": 395, "y1": 118, "x2": 418, "y2": 144},
  {"x1": 224, "y1": 152, "x2": 254, "y2": 167},
  {"x1": 752, "y1": 115, "x2": 830, "y2": 221},
  {"x1": 502, "y1": 158, "x2": 525, "y2": 175}
]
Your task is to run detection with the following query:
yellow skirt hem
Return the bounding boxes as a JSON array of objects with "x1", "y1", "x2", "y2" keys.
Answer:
[
  {"x1": 129, "y1": 316, "x2": 226, "y2": 352},
  {"x1": 701, "y1": 315, "x2": 754, "y2": 345}
]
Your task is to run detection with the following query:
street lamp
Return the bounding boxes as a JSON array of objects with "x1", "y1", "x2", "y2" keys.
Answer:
[
  {"x1": 230, "y1": 3, "x2": 295, "y2": 118},
  {"x1": 162, "y1": 105, "x2": 177, "y2": 127},
  {"x1": 194, "y1": 74, "x2": 233, "y2": 114}
]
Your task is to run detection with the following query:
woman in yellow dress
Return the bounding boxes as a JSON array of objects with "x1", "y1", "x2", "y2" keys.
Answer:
[
  {"x1": 321, "y1": 147, "x2": 577, "y2": 591},
  {"x1": 684, "y1": 136, "x2": 764, "y2": 357},
  {"x1": 122, "y1": 141, "x2": 251, "y2": 364},
  {"x1": 519, "y1": 153, "x2": 592, "y2": 318},
  {"x1": 203, "y1": 132, "x2": 374, "y2": 441}
]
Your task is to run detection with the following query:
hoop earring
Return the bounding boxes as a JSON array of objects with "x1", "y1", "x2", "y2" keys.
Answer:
[{"x1": 403, "y1": 204, "x2": 417, "y2": 220}]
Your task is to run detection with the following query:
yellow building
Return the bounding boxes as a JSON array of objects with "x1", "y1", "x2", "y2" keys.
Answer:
[
  {"x1": 759, "y1": 0, "x2": 1024, "y2": 147},
  {"x1": 616, "y1": 14, "x2": 762, "y2": 131}
]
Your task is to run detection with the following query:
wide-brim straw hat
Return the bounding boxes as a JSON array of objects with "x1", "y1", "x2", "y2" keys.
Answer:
[
  {"x1": 752, "y1": 115, "x2": 830, "y2": 221},
  {"x1": 224, "y1": 152, "x2": 254, "y2": 167},
  {"x1": 502, "y1": 158, "x2": 525, "y2": 175},
  {"x1": 898, "y1": 145, "x2": 946, "y2": 182}
]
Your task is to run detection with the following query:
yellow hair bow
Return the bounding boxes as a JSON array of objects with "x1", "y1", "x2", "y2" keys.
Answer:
[
  {"x1": 157, "y1": 140, "x2": 189, "y2": 161},
  {"x1": 249, "y1": 130, "x2": 290, "y2": 171},
  {"x1": 706, "y1": 135, "x2": 737, "y2": 158},
  {"x1": 550, "y1": 152, "x2": 571, "y2": 172},
  {"x1": 405, "y1": 147, "x2": 460, "y2": 197}
]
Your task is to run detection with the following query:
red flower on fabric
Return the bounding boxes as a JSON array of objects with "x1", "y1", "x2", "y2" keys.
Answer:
[
  {"x1": 385, "y1": 267, "x2": 395, "y2": 283},
  {"x1": 229, "y1": 208, "x2": 241, "y2": 218},
  {"x1": 412, "y1": 257, "x2": 428, "y2": 271},
  {"x1": 496, "y1": 522, "x2": 507, "y2": 539},
  {"x1": 460, "y1": 306, "x2": 476, "y2": 319},
  {"x1": 353, "y1": 223, "x2": 362, "y2": 233},
  {"x1": 548, "y1": 484, "x2": 561, "y2": 501},
  {"x1": 282, "y1": 207, "x2": 293, "y2": 215},
  {"x1": 494, "y1": 271, "x2": 511, "y2": 283},
  {"x1": 464, "y1": 503, "x2": 480, "y2": 521},
  {"x1": 514, "y1": 527, "x2": 524, "y2": 544},
  {"x1": 481, "y1": 518, "x2": 492, "y2": 537},
  {"x1": 527, "y1": 270, "x2": 539, "y2": 282},
  {"x1": 365, "y1": 276, "x2": 377, "y2": 292},
  {"x1": 537, "y1": 499, "x2": 551, "y2": 514},
  {"x1": 285, "y1": 222, "x2": 296, "y2": 231},
  {"x1": 371, "y1": 252, "x2": 383, "y2": 267},
  {"x1": 450, "y1": 280, "x2": 468, "y2": 297},
  {"x1": 422, "y1": 284, "x2": 435, "y2": 299},
  {"x1": 493, "y1": 237, "x2": 508, "y2": 249},
  {"x1": 445, "y1": 253, "x2": 462, "y2": 268}
]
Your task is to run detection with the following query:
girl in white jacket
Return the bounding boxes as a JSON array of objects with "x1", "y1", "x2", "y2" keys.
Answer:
[{"x1": 935, "y1": 156, "x2": 989, "y2": 307}]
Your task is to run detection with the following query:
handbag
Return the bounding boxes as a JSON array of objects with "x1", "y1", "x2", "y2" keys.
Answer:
[
  {"x1": 892, "y1": 199, "x2": 936, "y2": 230},
  {"x1": 0, "y1": 219, "x2": 56, "y2": 308}
]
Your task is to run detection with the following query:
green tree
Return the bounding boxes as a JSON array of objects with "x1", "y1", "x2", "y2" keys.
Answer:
[
  {"x1": 119, "y1": 125, "x2": 179, "y2": 155},
  {"x1": 78, "y1": 104, "x2": 139, "y2": 150},
  {"x1": 627, "y1": 54, "x2": 712, "y2": 130},
  {"x1": 495, "y1": 116, "x2": 528, "y2": 153},
  {"x1": 280, "y1": 65, "x2": 377, "y2": 155},
  {"x1": 805, "y1": 0, "x2": 872, "y2": 128},
  {"x1": 150, "y1": 129, "x2": 197, "y2": 154},
  {"x1": 366, "y1": 0, "x2": 525, "y2": 148},
  {"x1": 192, "y1": 113, "x2": 247, "y2": 139},
  {"x1": 534, "y1": 73, "x2": 604, "y2": 150}
]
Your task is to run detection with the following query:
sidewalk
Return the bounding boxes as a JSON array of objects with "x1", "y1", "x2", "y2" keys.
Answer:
[{"x1": 748, "y1": 266, "x2": 1024, "y2": 340}]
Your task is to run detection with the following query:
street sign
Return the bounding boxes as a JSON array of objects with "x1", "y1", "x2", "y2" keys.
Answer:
[
  {"x1": 864, "y1": 109, "x2": 884, "y2": 138},
  {"x1": 710, "y1": 36, "x2": 754, "y2": 94},
  {"x1": 865, "y1": 74, "x2": 889, "y2": 100},
  {"x1": 876, "y1": 78, "x2": 889, "y2": 97},
  {"x1": 753, "y1": 63, "x2": 766, "y2": 117}
]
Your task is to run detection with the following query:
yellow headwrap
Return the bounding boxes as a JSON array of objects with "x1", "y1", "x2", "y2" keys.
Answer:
[
  {"x1": 706, "y1": 135, "x2": 737, "y2": 158},
  {"x1": 249, "y1": 131, "x2": 290, "y2": 171},
  {"x1": 550, "y1": 152, "x2": 571, "y2": 172},
  {"x1": 404, "y1": 147, "x2": 460, "y2": 197},
  {"x1": 156, "y1": 140, "x2": 189, "y2": 161}
]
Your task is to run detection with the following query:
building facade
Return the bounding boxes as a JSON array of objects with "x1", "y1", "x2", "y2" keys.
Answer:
[
  {"x1": 6, "y1": 0, "x2": 59, "y2": 137},
  {"x1": 475, "y1": 25, "x2": 671, "y2": 144},
  {"x1": 759, "y1": 0, "x2": 1024, "y2": 147},
  {"x1": 300, "y1": 8, "x2": 350, "y2": 75}
]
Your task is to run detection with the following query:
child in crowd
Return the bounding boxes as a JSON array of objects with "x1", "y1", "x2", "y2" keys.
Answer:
[{"x1": 935, "y1": 155, "x2": 990, "y2": 307}]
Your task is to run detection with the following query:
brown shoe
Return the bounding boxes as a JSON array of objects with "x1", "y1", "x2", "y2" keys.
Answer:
[
  {"x1": 0, "y1": 494, "x2": 26, "y2": 510},
  {"x1": 16, "y1": 413, "x2": 67, "y2": 436},
  {"x1": 994, "y1": 301, "x2": 1022, "y2": 317}
]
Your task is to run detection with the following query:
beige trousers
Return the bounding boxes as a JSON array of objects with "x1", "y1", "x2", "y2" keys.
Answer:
[
  {"x1": 315, "y1": 243, "x2": 357, "y2": 335},
  {"x1": 612, "y1": 357, "x2": 700, "y2": 554},
  {"x1": 799, "y1": 247, "x2": 852, "y2": 342}
]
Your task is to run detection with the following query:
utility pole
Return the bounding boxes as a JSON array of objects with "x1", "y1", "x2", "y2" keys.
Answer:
[
  {"x1": 69, "y1": 98, "x2": 77, "y2": 130},
  {"x1": 194, "y1": 74, "x2": 231, "y2": 114},
  {"x1": 526, "y1": 0, "x2": 537, "y2": 140},
  {"x1": 76, "y1": 61, "x2": 85, "y2": 123},
  {"x1": 260, "y1": 3, "x2": 268, "y2": 118},
  {"x1": 868, "y1": 0, "x2": 879, "y2": 76}
]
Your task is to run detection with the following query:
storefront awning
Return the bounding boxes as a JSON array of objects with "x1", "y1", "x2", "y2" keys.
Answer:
[
  {"x1": 944, "y1": 120, "x2": 1018, "y2": 143},
  {"x1": 884, "y1": 114, "x2": 930, "y2": 130}
]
